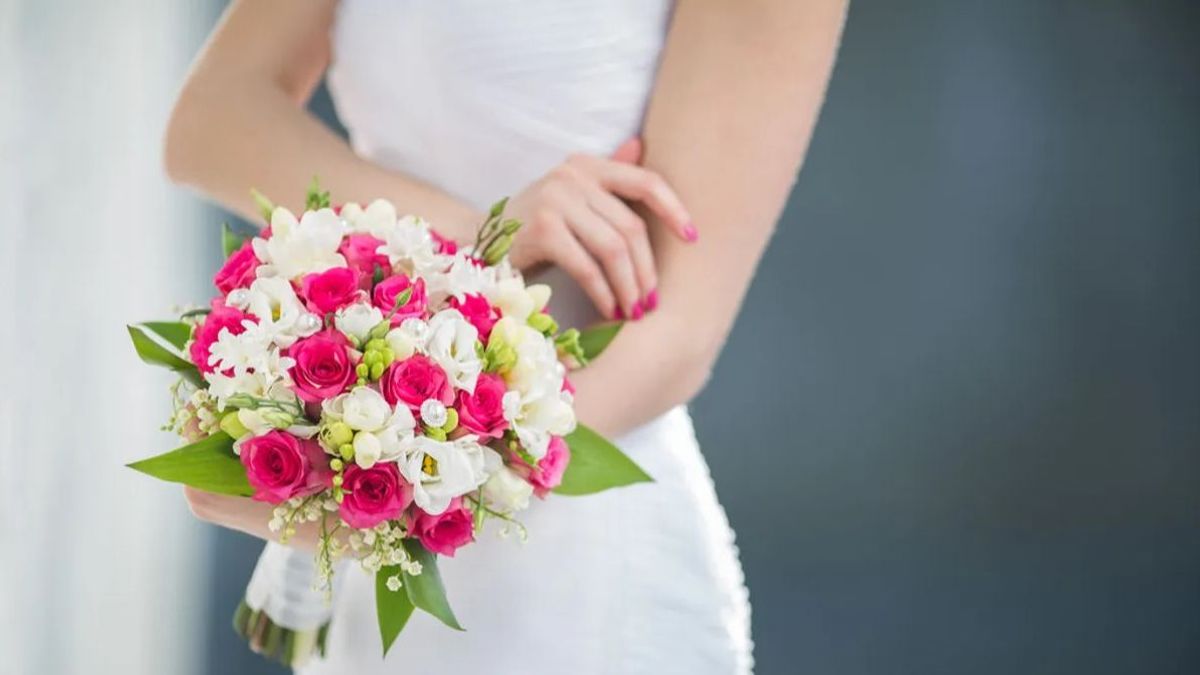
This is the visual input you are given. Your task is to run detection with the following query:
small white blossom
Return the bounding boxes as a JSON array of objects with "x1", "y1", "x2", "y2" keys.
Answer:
[
  {"x1": 334, "y1": 302, "x2": 384, "y2": 343},
  {"x1": 253, "y1": 207, "x2": 346, "y2": 279}
]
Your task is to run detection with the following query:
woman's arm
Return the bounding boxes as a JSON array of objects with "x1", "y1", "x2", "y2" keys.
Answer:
[
  {"x1": 163, "y1": 0, "x2": 481, "y2": 233},
  {"x1": 570, "y1": 0, "x2": 849, "y2": 436},
  {"x1": 165, "y1": 0, "x2": 695, "y2": 319}
]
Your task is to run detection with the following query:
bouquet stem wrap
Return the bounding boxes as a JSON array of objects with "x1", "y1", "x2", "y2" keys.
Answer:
[{"x1": 235, "y1": 542, "x2": 343, "y2": 667}]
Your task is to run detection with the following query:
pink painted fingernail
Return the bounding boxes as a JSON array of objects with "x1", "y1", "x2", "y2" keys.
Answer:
[
  {"x1": 614, "y1": 306, "x2": 625, "y2": 320},
  {"x1": 631, "y1": 303, "x2": 645, "y2": 321},
  {"x1": 645, "y1": 289, "x2": 659, "y2": 311},
  {"x1": 682, "y1": 224, "x2": 699, "y2": 242}
]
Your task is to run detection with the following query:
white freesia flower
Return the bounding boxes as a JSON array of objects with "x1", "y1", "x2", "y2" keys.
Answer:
[
  {"x1": 489, "y1": 316, "x2": 564, "y2": 395},
  {"x1": 205, "y1": 366, "x2": 293, "y2": 409},
  {"x1": 399, "y1": 435, "x2": 490, "y2": 515},
  {"x1": 427, "y1": 252, "x2": 497, "y2": 301},
  {"x1": 334, "y1": 302, "x2": 384, "y2": 343},
  {"x1": 341, "y1": 198, "x2": 399, "y2": 239},
  {"x1": 237, "y1": 277, "x2": 319, "y2": 347},
  {"x1": 502, "y1": 388, "x2": 576, "y2": 460},
  {"x1": 424, "y1": 309, "x2": 482, "y2": 393},
  {"x1": 482, "y1": 465, "x2": 533, "y2": 513},
  {"x1": 384, "y1": 324, "x2": 420, "y2": 362},
  {"x1": 252, "y1": 206, "x2": 346, "y2": 279},
  {"x1": 322, "y1": 387, "x2": 416, "y2": 468},
  {"x1": 379, "y1": 215, "x2": 439, "y2": 275},
  {"x1": 486, "y1": 279, "x2": 551, "y2": 322}
]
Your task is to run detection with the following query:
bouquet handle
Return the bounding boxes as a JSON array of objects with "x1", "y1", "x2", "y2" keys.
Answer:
[{"x1": 234, "y1": 542, "x2": 342, "y2": 667}]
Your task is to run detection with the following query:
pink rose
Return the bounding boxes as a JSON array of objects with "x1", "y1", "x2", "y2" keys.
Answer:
[
  {"x1": 381, "y1": 355, "x2": 453, "y2": 410},
  {"x1": 240, "y1": 431, "x2": 332, "y2": 504},
  {"x1": 189, "y1": 298, "x2": 251, "y2": 374},
  {"x1": 338, "y1": 234, "x2": 389, "y2": 284},
  {"x1": 449, "y1": 293, "x2": 499, "y2": 339},
  {"x1": 528, "y1": 436, "x2": 570, "y2": 498},
  {"x1": 300, "y1": 267, "x2": 361, "y2": 315},
  {"x1": 409, "y1": 499, "x2": 474, "y2": 556},
  {"x1": 430, "y1": 228, "x2": 458, "y2": 255},
  {"x1": 339, "y1": 462, "x2": 411, "y2": 529},
  {"x1": 456, "y1": 372, "x2": 508, "y2": 439},
  {"x1": 286, "y1": 330, "x2": 357, "y2": 403},
  {"x1": 213, "y1": 238, "x2": 260, "y2": 294},
  {"x1": 372, "y1": 275, "x2": 427, "y2": 323}
]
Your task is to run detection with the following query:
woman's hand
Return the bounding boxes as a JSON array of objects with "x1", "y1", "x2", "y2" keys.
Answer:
[
  {"x1": 184, "y1": 487, "x2": 323, "y2": 551},
  {"x1": 505, "y1": 139, "x2": 697, "y2": 320}
]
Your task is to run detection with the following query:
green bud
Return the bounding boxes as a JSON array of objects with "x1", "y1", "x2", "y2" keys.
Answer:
[
  {"x1": 339, "y1": 444, "x2": 355, "y2": 461},
  {"x1": 357, "y1": 377, "x2": 368, "y2": 388},
  {"x1": 370, "y1": 362, "x2": 385, "y2": 380},
  {"x1": 366, "y1": 338, "x2": 387, "y2": 352},
  {"x1": 225, "y1": 393, "x2": 256, "y2": 409},
  {"x1": 368, "y1": 320, "x2": 391, "y2": 340},
  {"x1": 334, "y1": 490, "x2": 345, "y2": 504},
  {"x1": 219, "y1": 412, "x2": 249, "y2": 439},
  {"x1": 425, "y1": 427, "x2": 447, "y2": 442},
  {"x1": 381, "y1": 348, "x2": 395, "y2": 364},
  {"x1": 527, "y1": 312, "x2": 557, "y2": 336},
  {"x1": 348, "y1": 334, "x2": 362, "y2": 350},
  {"x1": 356, "y1": 363, "x2": 370, "y2": 378},
  {"x1": 324, "y1": 421, "x2": 354, "y2": 448},
  {"x1": 482, "y1": 233, "x2": 514, "y2": 265},
  {"x1": 442, "y1": 408, "x2": 459, "y2": 433},
  {"x1": 330, "y1": 458, "x2": 345, "y2": 472},
  {"x1": 260, "y1": 409, "x2": 295, "y2": 429},
  {"x1": 500, "y1": 218, "x2": 523, "y2": 236},
  {"x1": 392, "y1": 287, "x2": 413, "y2": 310},
  {"x1": 332, "y1": 474, "x2": 343, "y2": 487},
  {"x1": 363, "y1": 351, "x2": 380, "y2": 366}
]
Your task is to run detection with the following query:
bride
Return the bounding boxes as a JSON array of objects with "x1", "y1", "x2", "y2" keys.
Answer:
[{"x1": 164, "y1": 1, "x2": 845, "y2": 672}]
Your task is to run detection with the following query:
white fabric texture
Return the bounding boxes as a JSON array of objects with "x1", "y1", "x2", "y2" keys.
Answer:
[{"x1": 300, "y1": 2, "x2": 754, "y2": 672}]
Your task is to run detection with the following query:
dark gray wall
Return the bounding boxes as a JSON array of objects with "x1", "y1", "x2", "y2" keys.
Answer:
[{"x1": 202, "y1": 1, "x2": 1199, "y2": 673}]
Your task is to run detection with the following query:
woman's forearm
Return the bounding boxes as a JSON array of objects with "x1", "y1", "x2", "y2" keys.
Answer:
[
  {"x1": 162, "y1": 0, "x2": 481, "y2": 236},
  {"x1": 569, "y1": 0, "x2": 848, "y2": 437},
  {"x1": 165, "y1": 82, "x2": 481, "y2": 235}
]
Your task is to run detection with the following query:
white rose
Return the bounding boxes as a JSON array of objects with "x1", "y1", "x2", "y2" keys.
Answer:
[
  {"x1": 252, "y1": 207, "x2": 346, "y2": 279},
  {"x1": 334, "y1": 302, "x2": 384, "y2": 343},
  {"x1": 324, "y1": 387, "x2": 391, "y2": 430},
  {"x1": 425, "y1": 309, "x2": 483, "y2": 393},
  {"x1": 482, "y1": 466, "x2": 534, "y2": 513}
]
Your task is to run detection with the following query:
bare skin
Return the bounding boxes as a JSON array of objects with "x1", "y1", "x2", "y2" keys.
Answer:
[{"x1": 172, "y1": 0, "x2": 848, "y2": 545}]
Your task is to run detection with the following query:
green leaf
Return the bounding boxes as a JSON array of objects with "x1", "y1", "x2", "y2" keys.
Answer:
[
  {"x1": 401, "y1": 540, "x2": 463, "y2": 631},
  {"x1": 126, "y1": 432, "x2": 252, "y2": 496},
  {"x1": 554, "y1": 423, "x2": 653, "y2": 496},
  {"x1": 139, "y1": 321, "x2": 192, "y2": 350},
  {"x1": 578, "y1": 321, "x2": 624, "y2": 361},
  {"x1": 127, "y1": 324, "x2": 203, "y2": 386},
  {"x1": 376, "y1": 566, "x2": 416, "y2": 656},
  {"x1": 250, "y1": 188, "x2": 275, "y2": 223},
  {"x1": 222, "y1": 222, "x2": 249, "y2": 257}
]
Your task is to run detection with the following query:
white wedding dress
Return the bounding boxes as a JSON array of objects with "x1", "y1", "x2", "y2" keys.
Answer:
[{"x1": 301, "y1": 2, "x2": 753, "y2": 673}]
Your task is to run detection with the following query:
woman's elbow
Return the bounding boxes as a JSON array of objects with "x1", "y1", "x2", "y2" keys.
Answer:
[{"x1": 162, "y1": 81, "x2": 213, "y2": 185}]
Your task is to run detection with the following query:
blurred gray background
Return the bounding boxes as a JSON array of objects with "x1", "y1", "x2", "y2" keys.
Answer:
[
  {"x1": 201, "y1": 2, "x2": 1199, "y2": 674},
  {"x1": 3, "y1": 1, "x2": 1196, "y2": 674}
]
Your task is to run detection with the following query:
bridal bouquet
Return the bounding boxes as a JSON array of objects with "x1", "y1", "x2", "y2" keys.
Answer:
[{"x1": 127, "y1": 181, "x2": 649, "y2": 665}]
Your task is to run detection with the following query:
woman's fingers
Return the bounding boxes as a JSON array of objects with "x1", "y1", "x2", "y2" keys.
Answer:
[
  {"x1": 564, "y1": 200, "x2": 642, "y2": 319},
  {"x1": 590, "y1": 159, "x2": 696, "y2": 242},
  {"x1": 543, "y1": 218, "x2": 618, "y2": 319},
  {"x1": 587, "y1": 186, "x2": 656, "y2": 313}
]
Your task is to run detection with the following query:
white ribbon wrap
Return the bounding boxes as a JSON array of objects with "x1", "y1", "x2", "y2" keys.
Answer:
[{"x1": 244, "y1": 542, "x2": 342, "y2": 631}]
